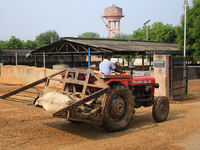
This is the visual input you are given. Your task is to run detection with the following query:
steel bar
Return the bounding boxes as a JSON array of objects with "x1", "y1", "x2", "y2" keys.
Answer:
[
  {"x1": 172, "y1": 86, "x2": 187, "y2": 90},
  {"x1": 0, "y1": 69, "x2": 67, "y2": 99},
  {"x1": 57, "y1": 43, "x2": 65, "y2": 52},
  {"x1": 80, "y1": 45, "x2": 88, "y2": 52},
  {"x1": 0, "y1": 78, "x2": 47, "y2": 99},
  {"x1": 69, "y1": 43, "x2": 78, "y2": 52}
]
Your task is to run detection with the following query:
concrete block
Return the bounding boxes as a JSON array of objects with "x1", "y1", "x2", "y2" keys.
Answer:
[{"x1": 13, "y1": 66, "x2": 46, "y2": 83}]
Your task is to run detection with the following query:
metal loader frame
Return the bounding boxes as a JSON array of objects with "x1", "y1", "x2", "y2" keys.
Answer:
[{"x1": 0, "y1": 68, "x2": 110, "y2": 125}]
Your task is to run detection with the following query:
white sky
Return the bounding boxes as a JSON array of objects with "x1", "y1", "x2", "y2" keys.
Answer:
[{"x1": 0, "y1": 0, "x2": 193, "y2": 41}]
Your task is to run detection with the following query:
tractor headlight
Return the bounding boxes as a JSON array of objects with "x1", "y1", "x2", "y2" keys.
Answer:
[{"x1": 154, "y1": 83, "x2": 159, "y2": 88}]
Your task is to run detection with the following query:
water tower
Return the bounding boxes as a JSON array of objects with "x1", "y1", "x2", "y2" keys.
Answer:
[{"x1": 101, "y1": 4, "x2": 124, "y2": 38}]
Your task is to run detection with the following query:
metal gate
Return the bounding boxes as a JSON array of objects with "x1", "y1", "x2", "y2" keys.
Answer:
[{"x1": 169, "y1": 57, "x2": 188, "y2": 100}]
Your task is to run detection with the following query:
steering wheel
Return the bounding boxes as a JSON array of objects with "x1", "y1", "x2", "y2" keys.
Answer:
[
  {"x1": 112, "y1": 72, "x2": 122, "y2": 75},
  {"x1": 111, "y1": 72, "x2": 118, "y2": 75}
]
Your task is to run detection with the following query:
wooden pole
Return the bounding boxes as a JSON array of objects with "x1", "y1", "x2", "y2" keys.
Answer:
[
  {"x1": 88, "y1": 48, "x2": 90, "y2": 69},
  {"x1": 15, "y1": 53, "x2": 18, "y2": 65},
  {"x1": 122, "y1": 57, "x2": 124, "y2": 69},
  {"x1": 71, "y1": 54, "x2": 74, "y2": 67},
  {"x1": 149, "y1": 55, "x2": 152, "y2": 70},
  {"x1": 43, "y1": 52, "x2": 45, "y2": 68},
  {"x1": 128, "y1": 54, "x2": 130, "y2": 66},
  {"x1": 142, "y1": 54, "x2": 144, "y2": 71},
  {"x1": 34, "y1": 55, "x2": 37, "y2": 67}
]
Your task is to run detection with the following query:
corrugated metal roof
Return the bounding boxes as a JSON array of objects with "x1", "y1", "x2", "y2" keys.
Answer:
[
  {"x1": 31, "y1": 37, "x2": 181, "y2": 55},
  {"x1": 64, "y1": 38, "x2": 178, "y2": 51}
]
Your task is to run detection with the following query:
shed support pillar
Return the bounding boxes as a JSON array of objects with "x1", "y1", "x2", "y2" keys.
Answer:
[
  {"x1": 128, "y1": 54, "x2": 130, "y2": 66},
  {"x1": 142, "y1": 54, "x2": 145, "y2": 71},
  {"x1": 34, "y1": 55, "x2": 37, "y2": 67},
  {"x1": 71, "y1": 54, "x2": 74, "y2": 68}
]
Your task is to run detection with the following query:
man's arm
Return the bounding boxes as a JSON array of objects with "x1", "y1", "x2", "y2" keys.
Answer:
[
  {"x1": 110, "y1": 61, "x2": 125, "y2": 74},
  {"x1": 114, "y1": 68, "x2": 125, "y2": 74}
]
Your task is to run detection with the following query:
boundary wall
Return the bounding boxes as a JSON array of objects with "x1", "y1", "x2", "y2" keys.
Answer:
[
  {"x1": 0, "y1": 65, "x2": 62, "y2": 88},
  {"x1": 188, "y1": 66, "x2": 200, "y2": 79}
]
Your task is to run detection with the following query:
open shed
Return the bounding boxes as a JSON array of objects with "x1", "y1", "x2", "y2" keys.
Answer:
[{"x1": 31, "y1": 37, "x2": 182, "y2": 70}]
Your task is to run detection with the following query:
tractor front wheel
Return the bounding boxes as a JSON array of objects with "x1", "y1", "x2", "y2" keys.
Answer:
[
  {"x1": 102, "y1": 85, "x2": 135, "y2": 132},
  {"x1": 152, "y1": 96, "x2": 169, "y2": 122}
]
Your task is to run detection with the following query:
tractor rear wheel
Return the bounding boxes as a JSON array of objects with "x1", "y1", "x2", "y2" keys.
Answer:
[
  {"x1": 102, "y1": 85, "x2": 135, "y2": 132},
  {"x1": 152, "y1": 96, "x2": 169, "y2": 122}
]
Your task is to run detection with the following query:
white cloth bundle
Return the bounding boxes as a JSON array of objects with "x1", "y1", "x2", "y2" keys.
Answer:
[{"x1": 35, "y1": 91, "x2": 74, "y2": 113}]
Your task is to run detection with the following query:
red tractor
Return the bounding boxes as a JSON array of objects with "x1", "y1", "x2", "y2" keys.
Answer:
[{"x1": 56, "y1": 68, "x2": 170, "y2": 132}]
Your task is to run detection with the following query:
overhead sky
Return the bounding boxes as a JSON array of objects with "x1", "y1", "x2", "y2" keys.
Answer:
[{"x1": 0, "y1": 0, "x2": 192, "y2": 41}]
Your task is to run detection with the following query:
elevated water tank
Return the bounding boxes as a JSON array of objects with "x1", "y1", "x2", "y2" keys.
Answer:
[
  {"x1": 102, "y1": 4, "x2": 124, "y2": 38},
  {"x1": 104, "y1": 4, "x2": 124, "y2": 20}
]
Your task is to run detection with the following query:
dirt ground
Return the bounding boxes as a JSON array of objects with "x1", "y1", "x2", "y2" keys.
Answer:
[{"x1": 0, "y1": 78, "x2": 200, "y2": 150}]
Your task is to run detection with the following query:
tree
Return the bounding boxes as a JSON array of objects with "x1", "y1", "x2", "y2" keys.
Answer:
[
  {"x1": 132, "y1": 22, "x2": 177, "y2": 43},
  {"x1": 0, "y1": 41, "x2": 5, "y2": 49},
  {"x1": 23, "y1": 40, "x2": 38, "y2": 49},
  {"x1": 0, "y1": 48, "x2": 3, "y2": 62},
  {"x1": 2, "y1": 36, "x2": 24, "y2": 49},
  {"x1": 78, "y1": 32, "x2": 100, "y2": 38},
  {"x1": 132, "y1": 26, "x2": 147, "y2": 41},
  {"x1": 112, "y1": 33, "x2": 133, "y2": 40},
  {"x1": 176, "y1": 0, "x2": 200, "y2": 61},
  {"x1": 36, "y1": 30, "x2": 60, "y2": 47},
  {"x1": 0, "y1": 42, "x2": 3, "y2": 62},
  {"x1": 149, "y1": 22, "x2": 177, "y2": 42}
]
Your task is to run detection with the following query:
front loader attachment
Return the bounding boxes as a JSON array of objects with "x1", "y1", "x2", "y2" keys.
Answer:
[
  {"x1": 52, "y1": 68, "x2": 109, "y2": 125},
  {"x1": 0, "y1": 68, "x2": 109, "y2": 125}
]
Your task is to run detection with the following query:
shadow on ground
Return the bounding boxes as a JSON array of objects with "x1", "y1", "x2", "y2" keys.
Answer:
[{"x1": 43, "y1": 106, "x2": 186, "y2": 140}]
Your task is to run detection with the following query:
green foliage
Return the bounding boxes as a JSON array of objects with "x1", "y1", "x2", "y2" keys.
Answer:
[
  {"x1": 58, "y1": 59, "x2": 64, "y2": 65},
  {"x1": 132, "y1": 26, "x2": 147, "y2": 41},
  {"x1": 132, "y1": 22, "x2": 177, "y2": 43},
  {"x1": 112, "y1": 33, "x2": 133, "y2": 40},
  {"x1": 122, "y1": 55, "x2": 136, "y2": 62},
  {"x1": 36, "y1": 30, "x2": 60, "y2": 47},
  {"x1": 113, "y1": 54, "x2": 136, "y2": 63},
  {"x1": 2, "y1": 36, "x2": 24, "y2": 49},
  {"x1": 0, "y1": 30, "x2": 60, "y2": 50},
  {"x1": 149, "y1": 22, "x2": 177, "y2": 42},
  {"x1": 23, "y1": 40, "x2": 38, "y2": 49},
  {"x1": 1, "y1": 37, "x2": 38, "y2": 50},
  {"x1": 0, "y1": 41, "x2": 5, "y2": 50},
  {"x1": 78, "y1": 32, "x2": 100, "y2": 38},
  {"x1": 176, "y1": 0, "x2": 200, "y2": 61}
]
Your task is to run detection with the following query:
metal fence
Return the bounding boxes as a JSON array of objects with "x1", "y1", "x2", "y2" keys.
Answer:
[{"x1": 169, "y1": 57, "x2": 188, "y2": 100}]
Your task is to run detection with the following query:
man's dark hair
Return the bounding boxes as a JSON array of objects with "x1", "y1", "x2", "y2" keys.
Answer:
[{"x1": 103, "y1": 52, "x2": 112, "y2": 59}]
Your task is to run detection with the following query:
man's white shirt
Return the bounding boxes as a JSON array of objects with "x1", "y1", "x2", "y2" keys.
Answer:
[{"x1": 99, "y1": 59, "x2": 116, "y2": 75}]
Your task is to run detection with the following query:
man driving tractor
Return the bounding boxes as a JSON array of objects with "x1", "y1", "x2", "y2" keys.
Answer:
[{"x1": 99, "y1": 52, "x2": 125, "y2": 75}]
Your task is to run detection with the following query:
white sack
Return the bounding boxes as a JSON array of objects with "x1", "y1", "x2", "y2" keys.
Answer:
[{"x1": 35, "y1": 91, "x2": 74, "y2": 113}]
